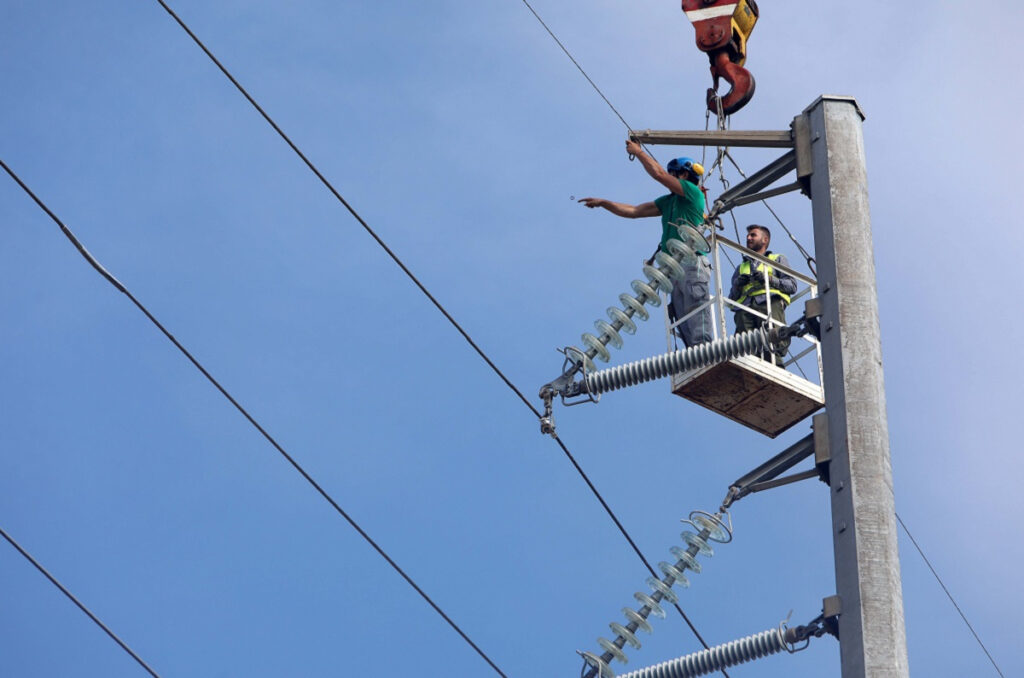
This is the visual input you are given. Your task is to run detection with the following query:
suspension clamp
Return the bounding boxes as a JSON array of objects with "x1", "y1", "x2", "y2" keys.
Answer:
[
  {"x1": 539, "y1": 348, "x2": 600, "y2": 435},
  {"x1": 539, "y1": 389, "x2": 556, "y2": 437}
]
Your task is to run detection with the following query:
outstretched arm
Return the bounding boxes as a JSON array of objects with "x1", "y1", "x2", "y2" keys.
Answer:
[
  {"x1": 626, "y1": 139, "x2": 684, "y2": 196},
  {"x1": 578, "y1": 197, "x2": 660, "y2": 218}
]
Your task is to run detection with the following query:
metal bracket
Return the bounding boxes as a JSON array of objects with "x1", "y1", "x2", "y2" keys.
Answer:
[
  {"x1": 708, "y1": 150, "x2": 798, "y2": 220},
  {"x1": 721, "y1": 432, "x2": 816, "y2": 510},
  {"x1": 792, "y1": 113, "x2": 814, "y2": 196},
  {"x1": 629, "y1": 129, "x2": 794, "y2": 148},
  {"x1": 822, "y1": 595, "x2": 842, "y2": 639},
  {"x1": 720, "y1": 406, "x2": 837, "y2": 509},
  {"x1": 727, "y1": 180, "x2": 804, "y2": 209},
  {"x1": 803, "y1": 297, "x2": 824, "y2": 340}
]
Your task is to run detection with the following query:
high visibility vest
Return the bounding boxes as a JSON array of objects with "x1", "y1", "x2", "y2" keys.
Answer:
[{"x1": 737, "y1": 253, "x2": 791, "y2": 306}]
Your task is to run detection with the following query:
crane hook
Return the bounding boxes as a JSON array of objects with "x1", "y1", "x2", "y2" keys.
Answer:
[
  {"x1": 707, "y1": 49, "x2": 756, "y2": 115},
  {"x1": 681, "y1": 0, "x2": 760, "y2": 116}
]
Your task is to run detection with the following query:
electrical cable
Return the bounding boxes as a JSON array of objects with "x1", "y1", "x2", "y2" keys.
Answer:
[
  {"x1": 0, "y1": 158, "x2": 509, "y2": 678},
  {"x1": 0, "y1": 525, "x2": 161, "y2": 678},
  {"x1": 896, "y1": 512, "x2": 1005, "y2": 678}
]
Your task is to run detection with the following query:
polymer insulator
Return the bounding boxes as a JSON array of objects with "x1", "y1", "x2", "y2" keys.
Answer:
[
  {"x1": 615, "y1": 627, "x2": 789, "y2": 678},
  {"x1": 583, "y1": 329, "x2": 770, "y2": 395}
]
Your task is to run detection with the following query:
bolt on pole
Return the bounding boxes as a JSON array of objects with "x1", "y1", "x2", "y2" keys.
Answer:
[{"x1": 805, "y1": 95, "x2": 910, "y2": 677}]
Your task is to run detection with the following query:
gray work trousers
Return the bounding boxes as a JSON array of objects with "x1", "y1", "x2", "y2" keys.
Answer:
[{"x1": 669, "y1": 255, "x2": 712, "y2": 347}]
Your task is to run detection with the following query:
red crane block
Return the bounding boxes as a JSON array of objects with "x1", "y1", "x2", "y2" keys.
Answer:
[{"x1": 681, "y1": 0, "x2": 760, "y2": 115}]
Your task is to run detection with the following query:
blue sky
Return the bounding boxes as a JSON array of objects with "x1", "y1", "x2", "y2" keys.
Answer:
[{"x1": 2, "y1": 1, "x2": 1021, "y2": 676}]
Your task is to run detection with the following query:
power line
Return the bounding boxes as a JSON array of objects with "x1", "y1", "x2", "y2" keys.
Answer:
[
  {"x1": 149, "y1": 0, "x2": 693, "y2": 644},
  {"x1": 0, "y1": 157, "x2": 509, "y2": 678},
  {"x1": 0, "y1": 525, "x2": 161, "y2": 678},
  {"x1": 896, "y1": 512, "x2": 1005, "y2": 677}
]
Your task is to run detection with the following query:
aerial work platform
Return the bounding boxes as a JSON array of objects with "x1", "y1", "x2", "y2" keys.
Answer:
[{"x1": 666, "y1": 233, "x2": 824, "y2": 437}]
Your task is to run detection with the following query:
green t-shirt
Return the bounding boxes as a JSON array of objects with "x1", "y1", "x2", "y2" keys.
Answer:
[{"x1": 653, "y1": 180, "x2": 706, "y2": 253}]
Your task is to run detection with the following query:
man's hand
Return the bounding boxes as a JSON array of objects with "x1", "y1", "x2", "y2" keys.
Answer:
[
  {"x1": 626, "y1": 139, "x2": 643, "y2": 158},
  {"x1": 736, "y1": 273, "x2": 751, "y2": 287},
  {"x1": 578, "y1": 197, "x2": 606, "y2": 209}
]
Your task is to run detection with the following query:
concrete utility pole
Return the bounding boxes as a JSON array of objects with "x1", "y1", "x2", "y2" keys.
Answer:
[
  {"x1": 806, "y1": 95, "x2": 910, "y2": 677},
  {"x1": 587, "y1": 95, "x2": 910, "y2": 677}
]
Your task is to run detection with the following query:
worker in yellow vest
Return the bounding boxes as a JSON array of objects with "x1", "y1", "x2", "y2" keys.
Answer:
[{"x1": 728, "y1": 224, "x2": 797, "y2": 366}]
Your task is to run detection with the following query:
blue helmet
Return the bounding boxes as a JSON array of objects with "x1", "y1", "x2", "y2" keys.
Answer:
[{"x1": 666, "y1": 157, "x2": 705, "y2": 176}]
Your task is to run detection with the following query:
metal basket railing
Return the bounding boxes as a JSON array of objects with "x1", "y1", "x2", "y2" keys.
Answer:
[{"x1": 663, "y1": 232, "x2": 824, "y2": 388}]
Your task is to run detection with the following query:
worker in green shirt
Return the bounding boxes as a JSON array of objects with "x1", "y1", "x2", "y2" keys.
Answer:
[{"x1": 579, "y1": 139, "x2": 712, "y2": 347}]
